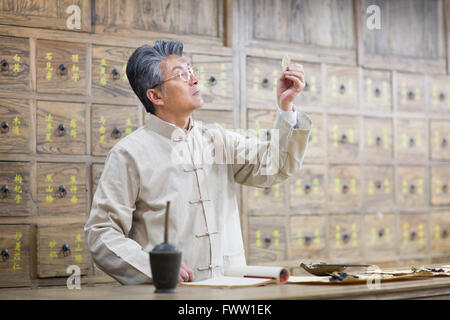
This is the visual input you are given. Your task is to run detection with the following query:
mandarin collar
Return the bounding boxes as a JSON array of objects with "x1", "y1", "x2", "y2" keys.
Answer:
[{"x1": 146, "y1": 113, "x2": 195, "y2": 140}]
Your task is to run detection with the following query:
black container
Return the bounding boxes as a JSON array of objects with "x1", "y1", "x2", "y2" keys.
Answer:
[{"x1": 150, "y1": 243, "x2": 182, "y2": 293}]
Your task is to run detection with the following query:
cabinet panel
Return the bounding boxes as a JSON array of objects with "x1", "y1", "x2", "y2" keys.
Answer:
[
  {"x1": 37, "y1": 162, "x2": 87, "y2": 217},
  {"x1": 36, "y1": 40, "x2": 87, "y2": 95},
  {"x1": 36, "y1": 101, "x2": 86, "y2": 155},
  {"x1": 248, "y1": 217, "x2": 287, "y2": 264},
  {"x1": 328, "y1": 165, "x2": 361, "y2": 208},
  {"x1": 325, "y1": 65, "x2": 358, "y2": 110},
  {"x1": 327, "y1": 115, "x2": 359, "y2": 163},
  {"x1": 38, "y1": 223, "x2": 91, "y2": 278},
  {"x1": 430, "y1": 212, "x2": 450, "y2": 258},
  {"x1": 431, "y1": 166, "x2": 450, "y2": 206},
  {"x1": 430, "y1": 120, "x2": 450, "y2": 160},
  {"x1": 0, "y1": 98, "x2": 30, "y2": 154},
  {"x1": 362, "y1": 69, "x2": 392, "y2": 112},
  {"x1": 363, "y1": 117, "x2": 393, "y2": 162},
  {"x1": 397, "y1": 166, "x2": 427, "y2": 207},
  {"x1": 288, "y1": 164, "x2": 326, "y2": 210},
  {"x1": 0, "y1": 36, "x2": 30, "y2": 92},
  {"x1": 0, "y1": 162, "x2": 31, "y2": 217},
  {"x1": 91, "y1": 104, "x2": 140, "y2": 156},
  {"x1": 328, "y1": 214, "x2": 362, "y2": 263},
  {"x1": 364, "y1": 165, "x2": 395, "y2": 209},
  {"x1": 0, "y1": 224, "x2": 35, "y2": 287},
  {"x1": 364, "y1": 212, "x2": 396, "y2": 263},
  {"x1": 397, "y1": 72, "x2": 425, "y2": 113},
  {"x1": 288, "y1": 215, "x2": 326, "y2": 261},
  {"x1": 398, "y1": 213, "x2": 427, "y2": 260},
  {"x1": 396, "y1": 118, "x2": 427, "y2": 162}
]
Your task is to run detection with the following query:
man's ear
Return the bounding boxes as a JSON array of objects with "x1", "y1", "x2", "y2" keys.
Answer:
[{"x1": 146, "y1": 88, "x2": 165, "y2": 107}]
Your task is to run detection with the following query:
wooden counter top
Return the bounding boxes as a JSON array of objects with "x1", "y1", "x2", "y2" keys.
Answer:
[{"x1": 1, "y1": 277, "x2": 450, "y2": 300}]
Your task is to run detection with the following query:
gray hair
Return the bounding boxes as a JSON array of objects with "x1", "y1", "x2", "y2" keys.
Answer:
[{"x1": 126, "y1": 40, "x2": 184, "y2": 114}]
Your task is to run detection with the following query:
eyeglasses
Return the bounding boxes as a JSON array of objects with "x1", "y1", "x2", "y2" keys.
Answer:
[{"x1": 151, "y1": 64, "x2": 198, "y2": 89}]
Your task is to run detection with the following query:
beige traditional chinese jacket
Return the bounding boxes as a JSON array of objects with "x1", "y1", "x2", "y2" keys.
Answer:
[{"x1": 85, "y1": 108, "x2": 312, "y2": 285}]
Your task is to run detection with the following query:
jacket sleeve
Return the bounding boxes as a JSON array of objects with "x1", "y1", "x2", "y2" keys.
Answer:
[
  {"x1": 84, "y1": 146, "x2": 152, "y2": 285},
  {"x1": 230, "y1": 108, "x2": 312, "y2": 188}
]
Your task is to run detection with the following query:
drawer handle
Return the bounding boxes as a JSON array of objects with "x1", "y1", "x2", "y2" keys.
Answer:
[
  {"x1": 1, "y1": 185, "x2": 10, "y2": 198},
  {"x1": 339, "y1": 84, "x2": 346, "y2": 94},
  {"x1": 342, "y1": 183, "x2": 349, "y2": 194},
  {"x1": 1, "y1": 59, "x2": 9, "y2": 72},
  {"x1": 378, "y1": 229, "x2": 384, "y2": 237},
  {"x1": 442, "y1": 184, "x2": 448, "y2": 193},
  {"x1": 304, "y1": 81, "x2": 309, "y2": 91},
  {"x1": 375, "y1": 181, "x2": 382, "y2": 189},
  {"x1": 263, "y1": 187, "x2": 271, "y2": 195},
  {"x1": 375, "y1": 136, "x2": 382, "y2": 146},
  {"x1": 57, "y1": 123, "x2": 66, "y2": 136},
  {"x1": 443, "y1": 229, "x2": 448, "y2": 239},
  {"x1": 261, "y1": 77, "x2": 270, "y2": 88},
  {"x1": 263, "y1": 236, "x2": 271, "y2": 246},
  {"x1": 442, "y1": 138, "x2": 447, "y2": 148},
  {"x1": 410, "y1": 230, "x2": 416, "y2": 241},
  {"x1": 304, "y1": 235, "x2": 312, "y2": 245},
  {"x1": 111, "y1": 127, "x2": 122, "y2": 139},
  {"x1": 58, "y1": 64, "x2": 68, "y2": 76},
  {"x1": 304, "y1": 183, "x2": 311, "y2": 194},
  {"x1": 57, "y1": 185, "x2": 67, "y2": 198},
  {"x1": 208, "y1": 75, "x2": 217, "y2": 86},
  {"x1": 1, "y1": 121, "x2": 9, "y2": 133},
  {"x1": 374, "y1": 87, "x2": 381, "y2": 97},
  {"x1": 342, "y1": 233, "x2": 350, "y2": 243},
  {"x1": 407, "y1": 91, "x2": 415, "y2": 100},
  {"x1": 409, "y1": 137, "x2": 415, "y2": 147},
  {"x1": 1, "y1": 248, "x2": 9, "y2": 262},
  {"x1": 111, "y1": 68, "x2": 120, "y2": 80},
  {"x1": 340, "y1": 133, "x2": 348, "y2": 144},
  {"x1": 439, "y1": 92, "x2": 446, "y2": 102},
  {"x1": 62, "y1": 243, "x2": 71, "y2": 257},
  {"x1": 409, "y1": 183, "x2": 416, "y2": 194},
  {"x1": 265, "y1": 129, "x2": 271, "y2": 141}
]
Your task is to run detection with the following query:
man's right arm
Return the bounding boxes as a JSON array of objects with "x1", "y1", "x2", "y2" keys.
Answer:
[{"x1": 84, "y1": 146, "x2": 152, "y2": 285}]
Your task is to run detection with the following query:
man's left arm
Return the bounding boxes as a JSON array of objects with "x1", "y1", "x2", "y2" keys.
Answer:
[{"x1": 232, "y1": 63, "x2": 312, "y2": 187}]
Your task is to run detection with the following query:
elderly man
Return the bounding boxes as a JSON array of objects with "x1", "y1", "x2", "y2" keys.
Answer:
[{"x1": 85, "y1": 40, "x2": 311, "y2": 285}]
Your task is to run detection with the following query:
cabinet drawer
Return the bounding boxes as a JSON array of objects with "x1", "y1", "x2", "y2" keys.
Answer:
[
  {"x1": 304, "y1": 113, "x2": 325, "y2": 162},
  {"x1": 38, "y1": 223, "x2": 91, "y2": 278},
  {"x1": 428, "y1": 74, "x2": 450, "y2": 114},
  {"x1": 363, "y1": 212, "x2": 396, "y2": 263},
  {"x1": 0, "y1": 162, "x2": 31, "y2": 217},
  {"x1": 0, "y1": 36, "x2": 30, "y2": 92},
  {"x1": 288, "y1": 164, "x2": 326, "y2": 210},
  {"x1": 397, "y1": 72, "x2": 425, "y2": 113},
  {"x1": 328, "y1": 214, "x2": 362, "y2": 263},
  {"x1": 325, "y1": 65, "x2": 358, "y2": 110},
  {"x1": 37, "y1": 162, "x2": 87, "y2": 217},
  {"x1": 36, "y1": 40, "x2": 86, "y2": 95},
  {"x1": 430, "y1": 120, "x2": 450, "y2": 160},
  {"x1": 192, "y1": 54, "x2": 233, "y2": 109},
  {"x1": 361, "y1": 69, "x2": 392, "y2": 112},
  {"x1": 396, "y1": 118, "x2": 427, "y2": 161},
  {"x1": 430, "y1": 212, "x2": 450, "y2": 258},
  {"x1": 294, "y1": 62, "x2": 321, "y2": 108},
  {"x1": 327, "y1": 115, "x2": 359, "y2": 163},
  {"x1": 0, "y1": 224, "x2": 35, "y2": 287},
  {"x1": 246, "y1": 57, "x2": 280, "y2": 110},
  {"x1": 91, "y1": 104, "x2": 140, "y2": 156},
  {"x1": 193, "y1": 109, "x2": 234, "y2": 129},
  {"x1": 398, "y1": 212, "x2": 427, "y2": 260},
  {"x1": 363, "y1": 117, "x2": 393, "y2": 162},
  {"x1": 248, "y1": 217, "x2": 287, "y2": 264},
  {"x1": 36, "y1": 100, "x2": 86, "y2": 155},
  {"x1": 0, "y1": 98, "x2": 30, "y2": 153},
  {"x1": 328, "y1": 165, "x2": 361, "y2": 208},
  {"x1": 397, "y1": 166, "x2": 427, "y2": 207},
  {"x1": 92, "y1": 45, "x2": 135, "y2": 99},
  {"x1": 246, "y1": 183, "x2": 287, "y2": 215},
  {"x1": 364, "y1": 165, "x2": 394, "y2": 208},
  {"x1": 431, "y1": 166, "x2": 450, "y2": 206},
  {"x1": 288, "y1": 216, "x2": 326, "y2": 261}
]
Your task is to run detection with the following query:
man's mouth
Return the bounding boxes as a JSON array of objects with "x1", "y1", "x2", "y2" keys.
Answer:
[{"x1": 192, "y1": 89, "x2": 201, "y2": 96}]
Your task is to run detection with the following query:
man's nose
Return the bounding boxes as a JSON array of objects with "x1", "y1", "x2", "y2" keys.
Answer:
[{"x1": 190, "y1": 72, "x2": 199, "y2": 86}]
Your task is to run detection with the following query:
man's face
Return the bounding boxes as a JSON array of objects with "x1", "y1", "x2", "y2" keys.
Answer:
[{"x1": 156, "y1": 54, "x2": 204, "y2": 114}]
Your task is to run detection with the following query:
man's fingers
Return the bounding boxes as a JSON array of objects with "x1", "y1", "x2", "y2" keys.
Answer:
[
  {"x1": 284, "y1": 75, "x2": 305, "y2": 91},
  {"x1": 286, "y1": 63, "x2": 304, "y2": 72}
]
